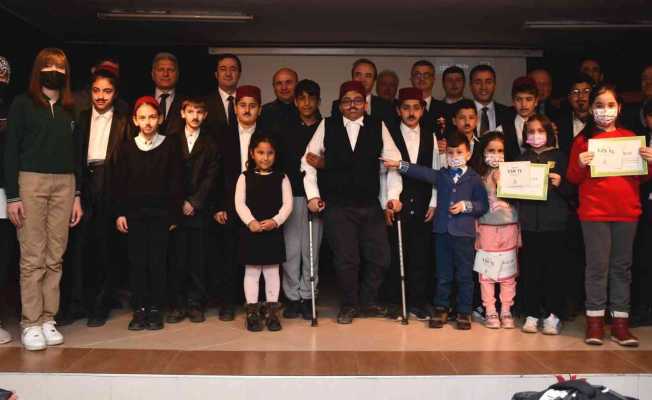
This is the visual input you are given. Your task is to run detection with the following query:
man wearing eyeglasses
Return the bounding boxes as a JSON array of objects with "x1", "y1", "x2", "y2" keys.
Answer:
[
  {"x1": 411, "y1": 60, "x2": 448, "y2": 137},
  {"x1": 330, "y1": 59, "x2": 395, "y2": 124},
  {"x1": 556, "y1": 73, "x2": 593, "y2": 155},
  {"x1": 303, "y1": 80, "x2": 403, "y2": 324}
]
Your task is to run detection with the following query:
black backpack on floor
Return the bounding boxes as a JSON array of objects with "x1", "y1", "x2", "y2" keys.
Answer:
[{"x1": 512, "y1": 379, "x2": 638, "y2": 400}]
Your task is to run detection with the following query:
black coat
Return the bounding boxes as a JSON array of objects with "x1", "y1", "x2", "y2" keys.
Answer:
[
  {"x1": 516, "y1": 147, "x2": 574, "y2": 232},
  {"x1": 203, "y1": 91, "x2": 229, "y2": 141},
  {"x1": 176, "y1": 131, "x2": 220, "y2": 211},
  {"x1": 622, "y1": 101, "x2": 649, "y2": 135},
  {"x1": 555, "y1": 110, "x2": 580, "y2": 156},
  {"x1": 331, "y1": 95, "x2": 396, "y2": 125},
  {"x1": 158, "y1": 92, "x2": 186, "y2": 136},
  {"x1": 77, "y1": 107, "x2": 130, "y2": 201}
]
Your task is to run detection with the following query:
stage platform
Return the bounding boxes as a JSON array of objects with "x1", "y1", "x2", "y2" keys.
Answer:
[{"x1": 0, "y1": 307, "x2": 651, "y2": 399}]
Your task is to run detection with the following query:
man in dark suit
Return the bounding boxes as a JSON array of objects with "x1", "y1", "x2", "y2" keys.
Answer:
[
  {"x1": 500, "y1": 77, "x2": 539, "y2": 161},
  {"x1": 376, "y1": 69, "x2": 400, "y2": 106},
  {"x1": 260, "y1": 67, "x2": 299, "y2": 137},
  {"x1": 167, "y1": 98, "x2": 219, "y2": 324},
  {"x1": 204, "y1": 54, "x2": 242, "y2": 140},
  {"x1": 469, "y1": 64, "x2": 511, "y2": 136},
  {"x1": 555, "y1": 73, "x2": 593, "y2": 155},
  {"x1": 623, "y1": 65, "x2": 652, "y2": 135},
  {"x1": 410, "y1": 60, "x2": 448, "y2": 138},
  {"x1": 331, "y1": 58, "x2": 395, "y2": 124},
  {"x1": 529, "y1": 68, "x2": 560, "y2": 121},
  {"x1": 151, "y1": 52, "x2": 185, "y2": 136},
  {"x1": 59, "y1": 67, "x2": 130, "y2": 327},
  {"x1": 212, "y1": 85, "x2": 265, "y2": 321}
]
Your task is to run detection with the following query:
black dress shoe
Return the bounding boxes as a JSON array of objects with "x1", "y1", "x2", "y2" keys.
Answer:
[
  {"x1": 166, "y1": 308, "x2": 186, "y2": 324},
  {"x1": 300, "y1": 299, "x2": 316, "y2": 321},
  {"x1": 409, "y1": 306, "x2": 430, "y2": 320},
  {"x1": 219, "y1": 305, "x2": 236, "y2": 321},
  {"x1": 128, "y1": 308, "x2": 147, "y2": 331},
  {"x1": 361, "y1": 304, "x2": 387, "y2": 318},
  {"x1": 188, "y1": 306, "x2": 206, "y2": 323},
  {"x1": 336, "y1": 306, "x2": 359, "y2": 324},
  {"x1": 87, "y1": 312, "x2": 109, "y2": 328},
  {"x1": 283, "y1": 300, "x2": 301, "y2": 319},
  {"x1": 146, "y1": 309, "x2": 164, "y2": 330}
]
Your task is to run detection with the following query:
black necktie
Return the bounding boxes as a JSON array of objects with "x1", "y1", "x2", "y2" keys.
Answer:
[
  {"x1": 521, "y1": 120, "x2": 528, "y2": 150},
  {"x1": 159, "y1": 93, "x2": 169, "y2": 119},
  {"x1": 480, "y1": 106, "x2": 490, "y2": 135},
  {"x1": 227, "y1": 95, "x2": 236, "y2": 126}
]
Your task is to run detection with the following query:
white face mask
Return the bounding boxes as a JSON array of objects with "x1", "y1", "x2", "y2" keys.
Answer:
[
  {"x1": 484, "y1": 153, "x2": 504, "y2": 168},
  {"x1": 448, "y1": 157, "x2": 466, "y2": 169},
  {"x1": 592, "y1": 107, "x2": 619, "y2": 127},
  {"x1": 526, "y1": 133, "x2": 547, "y2": 148}
]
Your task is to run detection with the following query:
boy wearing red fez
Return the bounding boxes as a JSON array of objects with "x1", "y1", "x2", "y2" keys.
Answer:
[
  {"x1": 500, "y1": 76, "x2": 539, "y2": 161},
  {"x1": 381, "y1": 87, "x2": 442, "y2": 320},
  {"x1": 212, "y1": 85, "x2": 268, "y2": 321},
  {"x1": 302, "y1": 80, "x2": 403, "y2": 324},
  {"x1": 113, "y1": 96, "x2": 184, "y2": 331}
]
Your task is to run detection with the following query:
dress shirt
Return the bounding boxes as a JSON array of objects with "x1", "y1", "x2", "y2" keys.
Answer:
[
  {"x1": 185, "y1": 127, "x2": 200, "y2": 153},
  {"x1": 135, "y1": 132, "x2": 165, "y2": 151},
  {"x1": 474, "y1": 100, "x2": 499, "y2": 131},
  {"x1": 400, "y1": 122, "x2": 439, "y2": 207},
  {"x1": 87, "y1": 106, "x2": 113, "y2": 163},
  {"x1": 239, "y1": 124, "x2": 256, "y2": 172},
  {"x1": 219, "y1": 87, "x2": 236, "y2": 124},
  {"x1": 155, "y1": 88, "x2": 175, "y2": 118}
]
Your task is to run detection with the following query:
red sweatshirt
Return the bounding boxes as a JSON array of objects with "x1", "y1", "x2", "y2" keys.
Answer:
[{"x1": 566, "y1": 128, "x2": 652, "y2": 222}]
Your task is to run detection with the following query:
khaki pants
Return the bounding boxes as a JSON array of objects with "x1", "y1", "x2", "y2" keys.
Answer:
[{"x1": 17, "y1": 172, "x2": 75, "y2": 327}]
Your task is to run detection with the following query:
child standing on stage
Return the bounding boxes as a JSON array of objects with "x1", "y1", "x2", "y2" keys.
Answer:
[
  {"x1": 516, "y1": 115, "x2": 573, "y2": 335},
  {"x1": 384, "y1": 132, "x2": 489, "y2": 330},
  {"x1": 567, "y1": 83, "x2": 652, "y2": 347},
  {"x1": 114, "y1": 96, "x2": 184, "y2": 331},
  {"x1": 235, "y1": 136, "x2": 293, "y2": 332},
  {"x1": 469, "y1": 131, "x2": 520, "y2": 329}
]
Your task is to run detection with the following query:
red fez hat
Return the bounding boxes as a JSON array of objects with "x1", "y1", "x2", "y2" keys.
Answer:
[
  {"x1": 236, "y1": 85, "x2": 261, "y2": 105},
  {"x1": 96, "y1": 61, "x2": 119, "y2": 78},
  {"x1": 339, "y1": 80, "x2": 366, "y2": 99},
  {"x1": 133, "y1": 96, "x2": 159, "y2": 116},
  {"x1": 398, "y1": 87, "x2": 424, "y2": 104}
]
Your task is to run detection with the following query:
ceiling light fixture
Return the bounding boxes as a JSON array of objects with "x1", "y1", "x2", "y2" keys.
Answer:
[{"x1": 97, "y1": 10, "x2": 253, "y2": 23}]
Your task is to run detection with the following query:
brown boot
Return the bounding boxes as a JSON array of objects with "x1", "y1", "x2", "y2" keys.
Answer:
[
  {"x1": 265, "y1": 302, "x2": 282, "y2": 332},
  {"x1": 585, "y1": 315, "x2": 604, "y2": 345},
  {"x1": 429, "y1": 306, "x2": 448, "y2": 329},
  {"x1": 611, "y1": 317, "x2": 639, "y2": 347},
  {"x1": 245, "y1": 303, "x2": 263, "y2": 332}
]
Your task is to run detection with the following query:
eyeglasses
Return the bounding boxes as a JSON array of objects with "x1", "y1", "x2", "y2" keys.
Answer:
[
  {"x1": 341, "y1": 98, "x2": 365, "y2": 107},
  {"x1": 412, "y1": 72, "x2": 433, "y2": 79},
  {"x1": 570, "y1": 88, "x2": 591, "y2": 96}
]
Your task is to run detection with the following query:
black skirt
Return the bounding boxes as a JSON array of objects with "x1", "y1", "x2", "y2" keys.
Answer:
[{"x1": 238, "y1": 226, "x2": 286, "y2": 265}]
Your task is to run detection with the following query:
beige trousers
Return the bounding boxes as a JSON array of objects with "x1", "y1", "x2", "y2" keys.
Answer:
[{"x1": 17, "y1": 172, "x2": 75, "y2": 327}]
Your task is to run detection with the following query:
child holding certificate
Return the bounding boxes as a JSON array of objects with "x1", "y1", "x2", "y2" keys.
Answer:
[
  {"x1": 470, "y1": 131, "x2": 520, "y2": 330},
  {"x1": 567, "y1": 83, "x2": 652, "y2": 347},
  {"x1": 516, "y1": 115, "x2": 573, "y2": 335}
]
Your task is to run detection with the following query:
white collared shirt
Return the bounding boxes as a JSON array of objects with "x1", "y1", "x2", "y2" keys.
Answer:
[
  {"x1": 135, "y1": 132, "x2": 165, "y2": 151},
  {"x1": 514, "y1": 114, "x2": 528, "y2": 152},
  {"x1": 155, "y1": 88, "x2": 175, "y2": 118},
  {"x1": 185, "y1": 127, "x2": 200, "y2": 153},
  {"x1": 474, "y1": 100, "x2": 499, "y2": 131},
  {"x1": 365, "y1": 94, "x2": 372, "y2": 115},
  {"x1": 219, "y1": 87, "x2": 236, "y2": 124},
  {"x1": 573, "y1": 114, "x2": 586, "y2": 137},
  {"x1": 424, "y1": 95, "x2": 433, "y2": 112},
  {"x1": 444, "y1": 96, "x2": 463, "y2": 104},
  {"x1": 400, "y1": 122, "x2": 440, "y2": 208},
  {"x1": 301, "y1": 117, "x2": 403, "y2": 204},
  {"x1": 239, "y1": 123, "x2": 256, "y2": 172},
  {"x1": 87, "y1": 106, "x2": 114, "y2": 163}
]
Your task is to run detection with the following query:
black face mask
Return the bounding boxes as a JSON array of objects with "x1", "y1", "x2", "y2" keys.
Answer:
[{"x1": 39, "y1": 71, "x2": 66, "y2": 90}]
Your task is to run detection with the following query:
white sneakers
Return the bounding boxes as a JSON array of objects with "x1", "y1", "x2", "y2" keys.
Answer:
[
  {"x1": 542, "y1": 314, "x2": 562, "y2": 335},
  {"x1": 21, "y1": 321, "x2": 64, "y2": 351},
  {"x1": 21, "y1": 326, "x2": 46, "y2": 351},
  {"x1": 522, "y1": 316, "x2": 539, "y2": 333},
  {"x1": 0, "y1": 321, "x2": 12, "y2": 344}
]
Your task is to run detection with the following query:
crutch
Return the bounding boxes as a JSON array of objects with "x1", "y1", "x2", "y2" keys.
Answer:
[
  {"x1": 308, "y1": 201, "x2": 323, "y2": 327},
  {"x1": 388, "y1": 201, "x2": 408, "y2": 325}
]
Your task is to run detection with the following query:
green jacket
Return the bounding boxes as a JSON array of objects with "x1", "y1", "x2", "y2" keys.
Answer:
[{"x1": 4, "y1": 93, "x2": 81, "y2": 201}]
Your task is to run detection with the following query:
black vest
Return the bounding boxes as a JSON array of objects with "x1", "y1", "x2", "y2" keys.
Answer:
[
  {"x1": 320, "y1": 115, "x2": 383, "y2": 206},
  {"x1": 388, "y1": 122, "x2": 434, "y2": 217},
  {"x1": 244, "y1": 170, "x2": 284, "y2": 220}
]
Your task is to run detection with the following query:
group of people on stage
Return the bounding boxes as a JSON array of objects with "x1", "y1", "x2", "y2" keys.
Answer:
[{"x1": 1, "y1": 48, "x2": 652, "y2": 352}]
